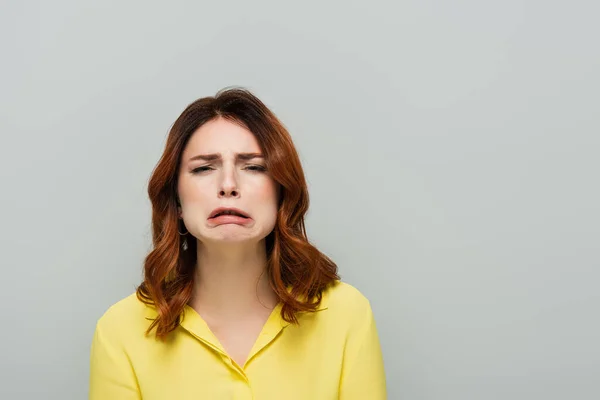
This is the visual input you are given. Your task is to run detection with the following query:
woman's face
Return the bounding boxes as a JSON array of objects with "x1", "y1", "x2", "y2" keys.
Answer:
[{"x1": 177, "y1": 117, "x2": 279, "y2": 245}]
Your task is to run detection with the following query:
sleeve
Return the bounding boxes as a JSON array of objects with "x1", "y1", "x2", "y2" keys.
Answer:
[
  {"x1": 339, "y1": 299, "x2": 387, "y2": 399},
  {"x1": 89, "y1": 319, "x2": 142, "y2": 400}
]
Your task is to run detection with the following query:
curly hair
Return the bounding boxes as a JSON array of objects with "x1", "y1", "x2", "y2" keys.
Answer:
[{"x1": 136, "y1": 87, "x2": 339, "y2": 340}]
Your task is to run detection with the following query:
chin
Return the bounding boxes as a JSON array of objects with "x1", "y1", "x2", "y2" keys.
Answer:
[{"x1": 204, "y1": 232, "x2": 261, "y2": 244}]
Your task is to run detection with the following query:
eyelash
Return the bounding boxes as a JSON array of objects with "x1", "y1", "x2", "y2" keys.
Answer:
[{"x1": 191, "y1": 165, "x2": 267, "y2": 174}]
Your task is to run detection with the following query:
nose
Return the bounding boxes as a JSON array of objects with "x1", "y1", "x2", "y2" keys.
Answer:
[{"x1": 218, "y1": 166, "x2": 240, "y2": 198}]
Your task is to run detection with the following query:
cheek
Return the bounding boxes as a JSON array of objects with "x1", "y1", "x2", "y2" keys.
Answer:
[
  {"x1": 178, "y1": 176, "x2": 210, "y2": 211},
  {"x1": 263, "y1": 184, "x2": 280, "y2": 228},
  {"x1": 259, "y1": 180, "x2": 279, "y2": 207}
]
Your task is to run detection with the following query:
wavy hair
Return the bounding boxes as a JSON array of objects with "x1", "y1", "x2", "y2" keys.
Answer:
[{"x1": 136, "y1": 87, "x2": 339, "y2": 339}]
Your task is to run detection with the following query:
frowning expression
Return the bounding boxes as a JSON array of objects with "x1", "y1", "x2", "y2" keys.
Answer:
[{"x1": 177, "y1": 117, "x2": 279, "y2": 244}]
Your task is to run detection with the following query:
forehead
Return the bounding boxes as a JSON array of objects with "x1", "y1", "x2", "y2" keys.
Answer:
[{"x1": 183, "y1": 117, "x2": 261, "y2": 156}]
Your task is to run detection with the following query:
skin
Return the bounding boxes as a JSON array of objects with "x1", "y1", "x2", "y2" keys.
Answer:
[{"x1": 176, "y1": 116, "x2": 280, "y2": 367}]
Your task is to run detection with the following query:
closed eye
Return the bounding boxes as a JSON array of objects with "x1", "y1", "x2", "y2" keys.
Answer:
[
  {"x1": 191, "y1": 166, "x2": 214, "y2": 173},
  {"x1": 191, "y1": 165, "x2": 267, "y2": 174},
  {"x1": 246, "y1": 165, "x2": 267, "y2": 172}
]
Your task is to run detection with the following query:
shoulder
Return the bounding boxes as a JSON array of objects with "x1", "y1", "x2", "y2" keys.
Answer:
[
  {"x1": 321, "y1": 280, "x2": 371, "y2": 308},
  {"x1": 94, "y1": 292, "x2": 155, "y2": 341},
  {"x1": 318, "y1": 280, "x2": 374, "y2": 324}
]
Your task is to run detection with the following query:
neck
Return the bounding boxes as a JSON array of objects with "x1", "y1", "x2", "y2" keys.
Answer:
[{"x1": 190, "y1": 240, "x2": 278, "y2": 318}]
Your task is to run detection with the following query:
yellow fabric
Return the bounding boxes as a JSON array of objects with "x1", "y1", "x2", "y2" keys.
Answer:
[{"x1": 89, "y1": 281, "x2": 386, "y2": 399}]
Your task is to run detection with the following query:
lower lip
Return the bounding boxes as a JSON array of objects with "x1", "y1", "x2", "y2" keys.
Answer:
[{"x1": 208, "y1": 215, "x2": 252, "y2": 225}]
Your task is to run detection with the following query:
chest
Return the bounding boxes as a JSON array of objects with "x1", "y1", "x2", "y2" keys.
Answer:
[
  {"x1": 134, "y1": 312, "x2": 346, "y2": 400},
  {"x1": 209, "y1": 318, "x2": 267, "y2": 367},
  {"x1": 137, "y1": 335, "x2": 343, "y2": 400}
]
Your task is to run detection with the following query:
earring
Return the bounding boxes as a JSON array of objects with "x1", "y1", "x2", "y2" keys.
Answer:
[{"x1": 178, "y1": 220, "x2": 189, "y2": 251}]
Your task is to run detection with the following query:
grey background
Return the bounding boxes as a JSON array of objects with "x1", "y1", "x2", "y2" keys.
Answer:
[{"x1": 1, "y1": 1, "x2": 598, "y2": 399}]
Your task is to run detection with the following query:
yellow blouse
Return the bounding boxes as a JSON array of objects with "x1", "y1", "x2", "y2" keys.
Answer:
[{"x1": 89, "y1": 281, "x2": 386, "y2": 399}]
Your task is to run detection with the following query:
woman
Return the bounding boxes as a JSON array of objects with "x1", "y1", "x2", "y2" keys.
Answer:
[{"x1": 89, "y1": 87, "x2": 387, "y2": 399}]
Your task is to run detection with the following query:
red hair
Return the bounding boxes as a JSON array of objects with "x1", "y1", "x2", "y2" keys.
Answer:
[{"x1": 136, "y1": 87, "x2": 339, "y2": 339}]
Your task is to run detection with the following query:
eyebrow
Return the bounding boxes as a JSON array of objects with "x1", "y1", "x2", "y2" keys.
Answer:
[{"x1": 188, "y1": 152, "x2": 264, "y2": 162}]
